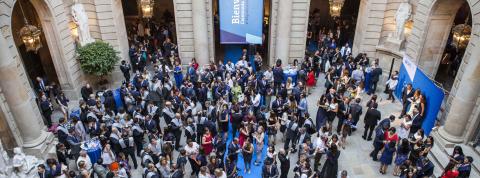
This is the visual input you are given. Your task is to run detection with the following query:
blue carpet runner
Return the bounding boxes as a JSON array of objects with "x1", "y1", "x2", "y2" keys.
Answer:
[{"x1": 224, "y1": 122, "x2": 268, "y2": 178}]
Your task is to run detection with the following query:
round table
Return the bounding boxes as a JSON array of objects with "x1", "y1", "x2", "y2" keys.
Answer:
[
  {"x1": 81, "y1": 139, "x2": 102, "y2": 164},
  {"x1": 283, "y1": 69, "x2": 298, "y2": 84}
]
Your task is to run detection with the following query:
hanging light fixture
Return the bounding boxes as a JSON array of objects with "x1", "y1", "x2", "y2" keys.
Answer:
[
  {"x1": 329, "y1": 0, "x2": 345, "y2": 17},
  {"x1": 18, "y1": 0, "x2": 42, "y2": 53},
  {"x1": 141, "y1": 0, "x2": 154, "y2": 18},
  {"x1": 451, "y1": 16, "x2": 471, "y2": 49}
]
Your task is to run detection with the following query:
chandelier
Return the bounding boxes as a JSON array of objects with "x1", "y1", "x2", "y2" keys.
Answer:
[
  {"x1": 451, "y1": 16, "x2": 471, "y2": 49},
  {"x1": 18, "y1": 0, "x2": 42, "y2": 53},
  {"x1": 141, "y1": 0, "x2": 154, "y2": 18},
  {"x1": 329, "y1": 0, "x2": 345, "y2": 17}
]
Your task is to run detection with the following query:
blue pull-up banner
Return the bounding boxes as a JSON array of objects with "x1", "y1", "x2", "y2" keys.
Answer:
[
  {"x1": 219, "y1": 0, "x2": 264, "y2": 44},
  {"x1": 395, "y1": 56, "x2": 444, "y2": 136}
]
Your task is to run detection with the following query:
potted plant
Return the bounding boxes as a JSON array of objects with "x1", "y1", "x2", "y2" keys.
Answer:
[{"x1": 77, "y1": 41, "x2": 120, "y2": 86}]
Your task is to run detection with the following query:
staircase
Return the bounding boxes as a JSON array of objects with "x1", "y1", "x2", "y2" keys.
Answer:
[{"x1": 429, "y1": 132, "x2": 480, "y2": 177}]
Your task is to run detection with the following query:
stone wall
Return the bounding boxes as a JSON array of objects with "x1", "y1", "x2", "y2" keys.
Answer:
[
  {"x1": 173, "y1": 0, "x2": 195, "y2": 62},
  {"x1": 353, "y1": 0, "x2": 387, "y2": 57}
]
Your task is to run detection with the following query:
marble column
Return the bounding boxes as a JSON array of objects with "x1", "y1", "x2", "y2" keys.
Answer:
[
  {"x1": 192, "y1": 0, "x2": 210, "y2": 67},
  {"x1": 275, "y1": 0, "x2": 293, "y2": 65},
  {"x1": 438, "y1": 46, "x2": 480, "y2": 143},
  {"x1": 0, "y1": 33, "x2": 48, "y2": 149}
]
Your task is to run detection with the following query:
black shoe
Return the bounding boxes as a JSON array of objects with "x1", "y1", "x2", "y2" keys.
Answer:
[
  {"x1": 367, "y1": 138, "x2": 373, "y2": 141},
  {"x1": 362, "y1": 136, "x2": 366, "y2": 140}
]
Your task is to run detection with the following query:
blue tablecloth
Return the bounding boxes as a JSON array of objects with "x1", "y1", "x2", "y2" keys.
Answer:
[
  {"x1": 283, "y1": 70, "x2": 298, "y2": 84},
  {"x1": 82, "y1": 140, "x2": 102, "y2": 164}
]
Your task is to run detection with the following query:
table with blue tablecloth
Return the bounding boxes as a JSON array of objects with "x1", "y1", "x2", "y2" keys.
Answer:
[
  {"x1": 283, "y1": 69, "x2": 298, "y2": 84},
  {"x1": 81, "y1": 139, "x2": 102, "y2": 164}
]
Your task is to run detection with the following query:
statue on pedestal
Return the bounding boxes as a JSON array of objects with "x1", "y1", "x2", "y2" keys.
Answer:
[
  {"x1": 71, "y1": 0, "x2": 94, "y2": 46},
  {"x1": 395, "y1": 0, "x2": 412, "y2": 41},
  {"x1": 11, "y1": 147, "x2": 43, "y2": 178}
]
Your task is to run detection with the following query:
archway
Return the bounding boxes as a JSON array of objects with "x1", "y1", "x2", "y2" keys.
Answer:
[
  {"x1": 121, "y1": 0, "x2": 178, "y2": 67},
  {"x1": 433, "y1": 2, "x2": 471, "y2": 92},
  {"x1": 416, "y1": 0, "x2": 466, "y2": 79},
  {"x1": 306, "y1": 0, "x2": 360, "y2": 53},
  {"x1": 11, "y1": 0, "x2": 60, "y2": 93}
]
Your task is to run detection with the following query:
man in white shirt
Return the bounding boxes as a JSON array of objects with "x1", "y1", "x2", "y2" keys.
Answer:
[
  {"x1": 351, "y1": 67, "x2": 364, "y2": 85},
  {"x1": 77, "y1": 150, "x2": 92, "y2": 171},
  {"x1": 313, "y1": 135, "x2": 327, "y2": 171},
  {"x1": 340, "y1": 44, "x2": 351, "y2": 57},
  {"x1": 226, "y1": 60, "x2": 235, "y2": 73}
]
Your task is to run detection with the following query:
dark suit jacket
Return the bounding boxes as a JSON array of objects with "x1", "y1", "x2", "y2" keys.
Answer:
[
  {"x1": 402, "y1": 88, "x2": 414, "y2": 104},
  {"x1": 364, "y1": 108, "x2": 381, "y2": 126},
  {"x1": 411, "y1": 114, "x2": 424, "y2": 128},
  {"x1": 349, "y1": 103, "x2": 362, "y2": 122}
]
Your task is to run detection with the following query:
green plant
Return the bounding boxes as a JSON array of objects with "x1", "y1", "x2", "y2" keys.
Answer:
[{"x1": 77, "y1": 41, "x2": 120, "y2": 77}]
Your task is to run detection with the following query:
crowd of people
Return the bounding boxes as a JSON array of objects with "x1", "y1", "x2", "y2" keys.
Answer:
[{"x1": 32, "y1": 13, "x2": 475, "y2": 178}]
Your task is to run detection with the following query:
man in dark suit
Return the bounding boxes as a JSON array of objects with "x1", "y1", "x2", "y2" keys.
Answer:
[
  {"x1": 80, "y1": 83, "x2": 93, "y2": 101},
  {"x1": 409, "y1": 108, "x2": 424, "y2": 136},
  {"x1": 350, "y1": 98, "x2": 363, "y2": 130},
  {"x1": 271, "y1": 96, "x2": 285, "y2": 116},
  {"x1": 120, "y1": 60, "x2": 131, "y2": 82},
  {"x1": 370, "y1": 124, "x2": 389, "y2": 161},
  {"x1": 37, "y1": 164, "x2": 52, "y2": 178},
  {"x1": 284, "y1": 117, "x2": 299, "y2": 152},
  {"x1": 40, "y1": 95, "x2": 53, "y2": 127},
  {"x1": 273, "y1": 65, "x2": 284, "y2": 94},
  {"x1": 278, "y1": 149, "x2": 290, "y2": 178},
  {"x1": 228, "y1": 138, "x2": 241, "y2": 163},
  {"x1": 401, "y1": 84, "x2": 414, "y2": 117},
  {"x1": 262, "y1": 160, "x2": 279, "y2": 178},
  {"x1": 369, "y1": 63, "x2": 383, "y2": 94},
  {"x1": 362, "y1": 103, "x2": 381, "y2": 141}
]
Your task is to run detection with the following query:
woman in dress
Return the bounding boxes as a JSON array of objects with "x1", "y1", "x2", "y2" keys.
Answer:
[
  {"x1": 385, "y1": 127, "x2": 399, "y2": 144},
  {"x1": 340, "y1": 114, "x2": 353, "y2": 149},
  {"x1": 407, "y1": 89, "x2": 421, "y2": 116},
  {"x1": 101, "y1": 144, "x2": 116, "y2": 168},
  {"x1": 173, "y1": 61, "x2": 183, "y2": 88},
  {"x1": 316, "y1": 94, "x2": 328, "y2": 131},
  {"x1": 218, "y1": 104, "x2": 229, "y2": 137},
  {"x1": 306, "y1": 68, "x2": 316, "y2": 94},
  {"x1": 326, "y1": 98, "x2": 339, "y2": 134},
  {"x1": 202, "y1": 128, "x2": 214, "y2": 155},
  {"x1": 238, "y1": 123, "x2": 249, "y2": 147},
  {"x1": 320, "y1": 144, "x2": 341, "y2": 178},
  {"x1": 379, "y1": 141, "x2": 397, "y2": 174},
  {"x1": 266, "y1": 112, "x2": 278, "y2": 145},
  {"x1": 398, "y1": 115, "x2": 412, "y2": 139},
  {"x1": 394, "y1": 139, "x2": 410, "y2": 176},
  {"x1": 254, "y1": 126, "x2": 265, "y2": 166},
  {"x1": 242, "y1": 138, "x2": 254, "y2": 174}
]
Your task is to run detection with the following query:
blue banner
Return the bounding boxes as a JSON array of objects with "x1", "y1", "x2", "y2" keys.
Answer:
[
  {"x1": 219, "y1": 0, "x2": 264, "y2": 44},
  {"x1": 395, "y1": 59, "x2": 444, "y2": 136}
]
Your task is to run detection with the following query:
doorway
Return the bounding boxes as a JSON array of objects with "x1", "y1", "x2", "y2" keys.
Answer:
[
  {"x1": 122, "y1": 0, "x2": 177, "y2": 48},
  {"x1": 11, "y1": 0, "x2": 60, "y2": 93},
  {"x1": 434, "y1": 2, "x2": 471, "y2": 92},
  {"x1": 306, "y1": 0, "x2": 360, "y2": 53}
]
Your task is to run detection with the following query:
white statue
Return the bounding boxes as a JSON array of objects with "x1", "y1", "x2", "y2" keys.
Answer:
[
  {"x1": 395, "y1": 0, "x2": 412, "y2": 41},
  {"x1": 71, "y1": 1, "x2": 94, "y2": 46},
  {"x1": 12, "y1": 147, "x2": 42, "y2": 177}
]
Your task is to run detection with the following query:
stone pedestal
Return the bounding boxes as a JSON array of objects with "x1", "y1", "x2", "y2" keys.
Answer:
[{"x1": 384, "y1": 37, "x2": 403, "y2": 52}]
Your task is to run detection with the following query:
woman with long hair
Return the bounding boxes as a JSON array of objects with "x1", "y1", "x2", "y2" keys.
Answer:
[
  {"x1": 316, "y1": 94, "x2": 329, "y2": 131},
  {"x1": 202, "y1": 128, "x2": 214, "y2": 155},
  {"x1": 242, "y1": 138, "x2": 254, "y2": 174},
  {"x1": 393, "y1": 139, "x2": 410, "y2": 176},
  {"x1": 254, "y1": 126, "x2": 265, "y2": 166},
  {"x1": 379, "y1": 141, "x2": 396, "y2": 174},
  {"x1": 320, "y1": 144, "x2": 341, "y2": 177}
]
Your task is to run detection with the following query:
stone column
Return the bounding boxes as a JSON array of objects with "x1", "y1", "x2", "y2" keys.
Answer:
[
  {"x1": 192, "y1": 0, "x2": 210, "y2": 67},
  {"x1": 275, "y1": 0, "x2": 293, "y2": 65},
  {"x1": 0, "y1": 33, "x2": 48, "y2": 149},
  {"x1": 438, "y1": 47, "x2": 480, "y2": 143}
]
